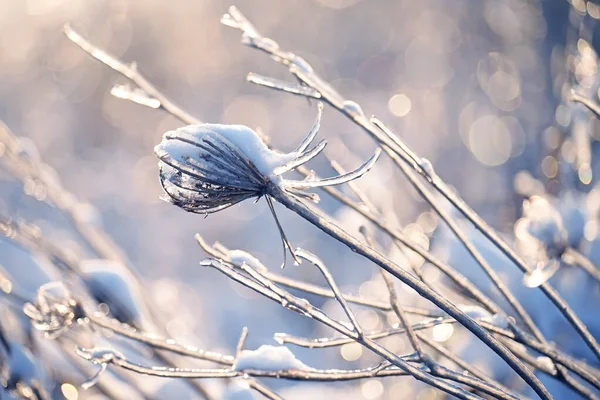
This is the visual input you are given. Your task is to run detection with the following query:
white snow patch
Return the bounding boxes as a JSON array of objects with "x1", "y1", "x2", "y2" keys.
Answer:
[
  {"x1": 80, "y1": 259, "x2": 154, "y2": 330},
  {"x1": 536, "y1": 356, "x2": 557, "y2": 374},
  {"x1": 457, "y1": 304, "x2": 492, "y2": 320},
  {"x1": 233, "y1": 345, "x2": 312, "y2": 371},
  {"x1": 164, "y1": 124, "x2": 296, "y2": 177},
  {"x1": 522, "y1": 196, "x2": 566, "y2": 246},
  {"x1": 523, "y1": 260, "x2": 560, "y2": 288},
  {"x1": 227, "y1": 250, "x2": 267, "y2": 272}
]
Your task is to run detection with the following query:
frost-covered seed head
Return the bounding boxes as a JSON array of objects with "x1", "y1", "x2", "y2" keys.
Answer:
[
  {"x1": 154, "y1": 124, "x2": 272, "y2": 215},
  {"x1": 154, "y1": 104, "x2": 380, "y2": 216}
]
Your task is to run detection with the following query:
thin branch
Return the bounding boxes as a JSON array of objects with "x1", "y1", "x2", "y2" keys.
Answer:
[
  {"x1": 505, "y1": 321, "x2": 600, "y2": 390},
  {"x1": 331, "y1": 162, "x2": 426, "y2": 281},
  {"x1": 275, "y1": 317, "x2": 458, "y2": 348},
  {"x1": 247, "y1": 73, "x2": 321, "y2": 99},
  {"x1": 417, "y1": 333, "x2": 519, "y2": 396},
  {"x1": 213, "y1": 255, "x2": 517, "y2": 400},
  {"x1": 235, "y1": 327, "x2": 249, "y2": 358},
  {"x1": 86, "y1": 308, "x2": 284, "y2": 399},
  {"x1": 570, "y1": 91, "x2": 600, "y2": 118},
  {"x1": 245, "y1": 379, "x2": 284, "y2": 400},
  {"x1": 77, "y1": 347, "x2": 417, "y2": 381},
  {"x1": 555, "y1": 364, "x2": 600, "y2": 400},
  {"x1": 380, "y1": 269, "x2": 425, "y2": 356},
  {"x1": 562, "y1": 247, "x2": 600, "y2": 284},
  {"x1": 63, "y1": 24, "x2": 200, "y2": 125},
  {"x1": 479, "y1": 322, "x2": 600, "y2": 391},
  {"x1": 360, "y1": 227, "x2": 425, "y2": 358},
  {"x1": 295, "y1": 249, "x2": 363, "y2": 336},
  {"x1": 429, "y1": 364, "x2": 519, "y2": 400}
]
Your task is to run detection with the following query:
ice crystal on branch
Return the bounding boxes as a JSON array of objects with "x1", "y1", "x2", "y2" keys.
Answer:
[{"x1": 23, "y1": 282, "x2": 82, "y2": 339}]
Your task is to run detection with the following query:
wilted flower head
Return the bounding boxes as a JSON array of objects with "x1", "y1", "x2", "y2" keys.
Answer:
[
  {"x1": 154, "y1": 103, "x2": 380, "y2": 265},
  {"x1": 23, "y1": 282, "x2": 81, "y2": 338}
]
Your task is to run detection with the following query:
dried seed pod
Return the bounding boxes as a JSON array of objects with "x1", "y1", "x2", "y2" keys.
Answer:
[{"x1": 155, "y1": 103, "x2": 380, "y2": 266}]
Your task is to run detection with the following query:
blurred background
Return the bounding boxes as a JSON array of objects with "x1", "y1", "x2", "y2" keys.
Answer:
[{"x1": 1, "y1": 0, "x2": 599, "y2": 399}]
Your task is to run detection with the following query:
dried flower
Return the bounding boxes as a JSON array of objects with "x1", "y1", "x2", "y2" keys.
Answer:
[{"x1": 155, "y1": 103, "x2": 380, "y2": 265}]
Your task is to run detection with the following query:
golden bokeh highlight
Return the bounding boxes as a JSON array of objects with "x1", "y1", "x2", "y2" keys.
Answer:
[
  {"x1": 341, "y1": 342, "x2": 363, "y2": 361},
  {"x1": 61, "y1": 383, "x2": 78, "y2": 400},
  {"x1": 362, "y1": 380, "x2": 384, "y2": 399}
]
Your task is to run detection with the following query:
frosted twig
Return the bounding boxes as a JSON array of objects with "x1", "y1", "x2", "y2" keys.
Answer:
[
  {"x1": 247, "y1": 73, "x2": 321, "y2": 99},
  {"x1": 63, "y1": 24, "x2": 199, "y2": 125},
  {"x1": 377, "y1": 267, "x2": 519, "y2": 399},
  {"x1": 232, "y1": 261, "x2": 513, "y2": 400},
  {"x1": 562, "y1": 247, "x2": 600, "y2": 284},
  {"x1": 416, "y1": 333, "x2": 520, "y2": 397},
  {"x1": 225, "y1": 4, "x2": 600, "y2": 364},
  {"x1": 235, "y1": 327, "x2": 249, "y2": 358},
  {"x1": 244, "y1": 380, "x2": 284, "y2": 400},
  {"x1": 295, "y1": 249, "x2": 363, "y2": 336},
  {"x1": 431, "y1": 363, "x2": 519, "y2": 400},
  {"x1": 75, "y1": 344, "x2": 523, "y2": 400},
  {"x1": 57, "y1": 337, "x2": 149, "y2": 400},
  {"x1": 505, "y1": 321, "x2": 600, "y2": 390},
  {"x1": 276, "y1": 317, "x2": 457, "y2": 348},
  {"x1": 76, "y1": 346, "x2": 417, "y2": 381},
  {"x1": 85, "y1": 312, "x2": 234, "y2": 365},
  {"x1": 381, "y1": 270, "x2": 424, "y2": 356},
  {"x1": 555, "y1": 364, "x2": 600, "y2": 400},
  {"x1": 479, "y1": 322, "x2": 600, "y2": 391},
  {"x1": 202, "y1": 258, "x2": 354, "y2": 336},
  {"x1": 330, "y1": 160, "x2": 378, "y2": 212},
  {"x1": 207, "y1": 251, "x2": 511, "y2": 398},
  {"x1": 88, "y1": 310, "x2": 283, "y2": 399},
  {"x1": 360, "y1": 227, "x2": 425, "y2": 359}
]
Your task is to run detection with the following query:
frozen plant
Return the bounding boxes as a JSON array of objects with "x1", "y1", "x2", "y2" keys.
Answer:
[{"x1": 155, "y1": 105, "x2": 381, "y2": 265}]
